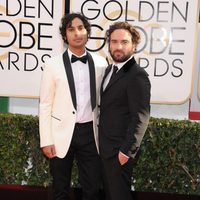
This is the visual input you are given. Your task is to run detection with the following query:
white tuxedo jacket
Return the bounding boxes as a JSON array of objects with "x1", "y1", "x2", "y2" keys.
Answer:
[{"x1": 39, "y1": 50, "x2": 107, "y2": 158}]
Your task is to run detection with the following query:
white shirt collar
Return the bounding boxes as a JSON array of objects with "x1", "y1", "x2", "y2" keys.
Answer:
[{"x1": 68, "y1": 48, "x2": 87, "y2": 59}]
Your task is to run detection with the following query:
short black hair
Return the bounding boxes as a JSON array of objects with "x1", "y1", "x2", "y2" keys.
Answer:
[{"x1": 59, "y1": 13, "x2": 91, "y2": 44}]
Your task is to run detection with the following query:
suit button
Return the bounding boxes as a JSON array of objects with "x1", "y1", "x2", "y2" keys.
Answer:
[{"x1": 72, "y1": 111, "x2": 75, "y2": 114}]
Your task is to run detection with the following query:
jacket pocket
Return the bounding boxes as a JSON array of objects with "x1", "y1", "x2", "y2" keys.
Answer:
[{"x1": 51, "y1": 115, "x2": 61, "y2": 121}]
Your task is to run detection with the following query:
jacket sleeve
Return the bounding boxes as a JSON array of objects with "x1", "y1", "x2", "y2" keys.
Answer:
[
  {"x1": 120, "y1": 70, "x2": 151, "y2": 158},
  {"x1": 39, "y1": 61, "x2": 56, "y2": 148}
]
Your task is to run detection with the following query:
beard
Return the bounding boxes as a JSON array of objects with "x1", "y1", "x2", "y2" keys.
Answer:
[{"x1": 109, "y1": 49, "x2": 133, "y2": 63}]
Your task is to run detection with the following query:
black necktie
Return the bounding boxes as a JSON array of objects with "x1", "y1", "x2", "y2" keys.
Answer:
[
  {"x1": 71, "y1": 54, "x2": 88, "y2": 64},
  {"x1": 110, "y1": 65, "x2": 118, "y2": 81}
]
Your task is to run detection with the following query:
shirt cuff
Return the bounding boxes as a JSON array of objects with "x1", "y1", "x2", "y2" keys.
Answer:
[{"x1": 119, "y1": 151, "x2": 130, "y2": 158}]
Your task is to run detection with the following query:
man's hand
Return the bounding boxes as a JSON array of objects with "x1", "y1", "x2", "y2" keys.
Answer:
[
  {"x1": 42, "y1": 145, "x2": 56, "y2": 158},
  {"x1": 118, "y1": 151, "x2": 129, "y2": 165}
]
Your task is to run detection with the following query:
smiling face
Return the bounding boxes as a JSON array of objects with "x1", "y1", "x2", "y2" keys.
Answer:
[
  {"x1": 66, "y1": 17, "x2": 88, "y2": 55},
  {"x1": 109, "y1": 29, "x2": 136, "y2": 63}
]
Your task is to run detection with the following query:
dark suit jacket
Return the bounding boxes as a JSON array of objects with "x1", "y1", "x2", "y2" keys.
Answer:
[{"x1": 99, "y1": 57, "x2": 151, "y2": 159}]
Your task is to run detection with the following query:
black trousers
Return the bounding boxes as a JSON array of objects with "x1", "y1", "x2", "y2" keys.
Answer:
[
  {"x1": 101, "y1": 155, "x2": 134, "y2": 200},
  {"x1": 50, "y1": 122, "x2": 101, "y2": 200}
]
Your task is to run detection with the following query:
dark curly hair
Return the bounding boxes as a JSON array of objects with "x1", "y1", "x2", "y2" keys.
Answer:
[
  {"x1": 59, "y1": 13, "x2": 91, "y2": 44},
  {"x1": 105, "y1": 21, "x2": 141, "y2": 47}
]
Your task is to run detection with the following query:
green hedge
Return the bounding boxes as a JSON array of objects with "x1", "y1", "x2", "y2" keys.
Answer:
[
  {"x1": 0, "y1": 113, "x2": 199, "y2": 195},
  {"x1": 0, "y1": 113, "x2": 51, "y2": 187},
  {"x1": 133, "y1": 118, "x2": 200, "y2": 195}
]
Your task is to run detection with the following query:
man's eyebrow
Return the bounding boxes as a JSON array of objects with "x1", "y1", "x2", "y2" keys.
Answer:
[
  {"x1": 67, "y1": 24, "x2": 84, "y2": 29},
  {"x1": 77, "y1": 25, "x2": 84, "y2": 28}
]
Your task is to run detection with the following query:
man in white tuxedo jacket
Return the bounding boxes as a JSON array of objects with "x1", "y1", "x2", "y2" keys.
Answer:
[{"x1": 39, "y1": 13, "x2": 107, "y2": 200}]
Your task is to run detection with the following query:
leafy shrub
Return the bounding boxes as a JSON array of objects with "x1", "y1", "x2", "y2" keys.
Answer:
[
  {"x1": 133, "y1": 118, "x2": 200, "y2": 195},
  {"x1": 0, "y1": 113, "x2": 199, "y2": 195}
]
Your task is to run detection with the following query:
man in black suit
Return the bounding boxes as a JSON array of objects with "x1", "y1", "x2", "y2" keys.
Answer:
[{"x1": 99, "y1": 21, "x2": 151, "y2": 200}]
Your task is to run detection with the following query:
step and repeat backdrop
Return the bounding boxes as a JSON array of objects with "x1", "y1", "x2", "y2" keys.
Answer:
[
  {"x1": 189, "y1": 24, "x2": 200, "y2": 120},
  {"x1": 0, "y1": 0, "x2": 64, "y2": 97},
  {"x1": 70, "y1": 0, "x2": 200, "y2": 104},
  {"x1": 0, "y1": 0, "x2": 200, "y2": 106}
]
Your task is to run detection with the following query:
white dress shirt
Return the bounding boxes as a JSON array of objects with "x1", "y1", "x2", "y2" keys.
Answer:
[{"x1": 68, "y1": 49, "x2": 92, "y2": 123}]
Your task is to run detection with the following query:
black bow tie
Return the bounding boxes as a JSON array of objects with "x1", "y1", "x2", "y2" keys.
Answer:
[{"x1": 71, "y1": 54, "x2": 88, "y2": 64}]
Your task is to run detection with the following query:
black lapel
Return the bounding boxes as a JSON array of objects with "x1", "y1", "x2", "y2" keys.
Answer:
[
  {"x1": 104, "y1": 57, "x2": 136, "y2": 92},
  {"x1": 63, "y1": 50, "x2": 77, "y2": 109},
  {"x1": 123, "y1": 57, "x2": 136, "y2": 72},
  {"x1": 87, "y1": 52, "x2": 96, "y2": 110},
  {"x1": 100, "y1": 65, "x2": 112, "y2": 95},
  {"x1": 105, "y1": 67, "x2": 125, "y2": 91}
]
